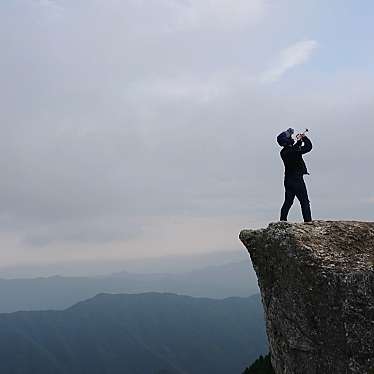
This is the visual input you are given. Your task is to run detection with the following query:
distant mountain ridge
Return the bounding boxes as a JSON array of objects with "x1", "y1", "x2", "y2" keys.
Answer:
[
  {"x1": 0, "y1": 250, "x2": 248, "y2": 278},
  {"x1": 0, "y1": 261, "x2": 259, "y2": 313},
  {"x1": 0, "y1": 292, "x2": 267, "y2": 374}
]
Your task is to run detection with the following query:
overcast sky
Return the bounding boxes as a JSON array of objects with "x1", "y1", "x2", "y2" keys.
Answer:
[{"x1": 0, "y1": 0, "x2": 373, "y2": 268}]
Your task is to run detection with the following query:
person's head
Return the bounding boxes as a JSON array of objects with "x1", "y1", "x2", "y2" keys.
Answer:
[{"x1": 277, "y1": 128, "x2": 295, "y2": 147}]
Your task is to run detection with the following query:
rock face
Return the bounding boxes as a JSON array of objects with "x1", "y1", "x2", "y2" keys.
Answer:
[{"x1": 239, "y1": 221, "x2": 374, "y2": 374}]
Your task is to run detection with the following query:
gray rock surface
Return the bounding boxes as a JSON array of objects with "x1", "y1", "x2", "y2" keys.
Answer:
[{"x1": 239, "y1": 221, "x2": 374, "y2": 374}]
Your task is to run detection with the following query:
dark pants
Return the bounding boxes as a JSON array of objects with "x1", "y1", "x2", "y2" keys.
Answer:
[{"x1": 280, "y1": 175, "x2": 312, "y2": 222}]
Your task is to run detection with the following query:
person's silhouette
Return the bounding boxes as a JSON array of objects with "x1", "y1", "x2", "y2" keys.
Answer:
[{"x1": 277, "y1": 128, "x2": 312, "y2": 222}]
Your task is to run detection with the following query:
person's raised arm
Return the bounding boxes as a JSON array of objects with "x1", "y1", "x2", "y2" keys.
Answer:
[{"x1": 300, "y1": 136, "x2": 312, "y2": 154}]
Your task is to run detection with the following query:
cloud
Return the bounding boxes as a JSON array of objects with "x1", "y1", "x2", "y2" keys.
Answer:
[
  {"x1": 0, "y1": 0, "x2": 373, "y2": 267},
  {"x1": 168, "y1": 0, "x2": 266, "y2": 31},
  {"x1": 21, "y1": 216, "x2": 143, "y2": 247},
  {"x1": 127, "y1": 71, "x2": 255, "y2": 103},
  {"x1": 261, "y1": 40, "x2": 319, "y2": 83}
]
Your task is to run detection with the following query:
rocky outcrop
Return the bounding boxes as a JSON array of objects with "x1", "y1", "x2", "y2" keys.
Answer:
[{"x1": 239, "y1": 221, "x2": 374, "y2": 374}]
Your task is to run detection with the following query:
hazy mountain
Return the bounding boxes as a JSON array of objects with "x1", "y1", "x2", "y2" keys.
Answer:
[
  {"x1": 0, "y1": 250, "x2": 248, "y2": 278},
  {"x1": 0, "y1": 260, "x2": 259, "y2": 313},
  {"x1": 0, "y1": 293, "x2": 267, "y2": 374}
]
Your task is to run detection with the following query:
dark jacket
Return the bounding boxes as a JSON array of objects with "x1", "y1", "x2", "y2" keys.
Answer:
[{"x1": 280, "y1": 136, "x2": 312, "y2": 177}]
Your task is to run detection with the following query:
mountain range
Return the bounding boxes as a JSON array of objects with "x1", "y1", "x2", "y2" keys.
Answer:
[
  {"x1": 0, "y1": 292, "x2": 267, "y2": 374},
  {"x1": 0, "y1": 260, "x2": 259, "y2": 313}
]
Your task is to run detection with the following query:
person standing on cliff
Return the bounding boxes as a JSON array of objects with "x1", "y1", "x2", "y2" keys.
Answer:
[{"x1": 277, "y1": 128, "x2": 312, "y2": 222}]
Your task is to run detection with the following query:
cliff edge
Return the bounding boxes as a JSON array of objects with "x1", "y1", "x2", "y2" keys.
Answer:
[{"x1": 239, "y1": 221, "x2": 374, "y2": 374}]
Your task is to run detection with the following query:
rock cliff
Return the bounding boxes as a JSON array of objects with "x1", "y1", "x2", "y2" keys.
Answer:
[{"x1": 239, "y1": 221, "x2": 374, "y2": 374}]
